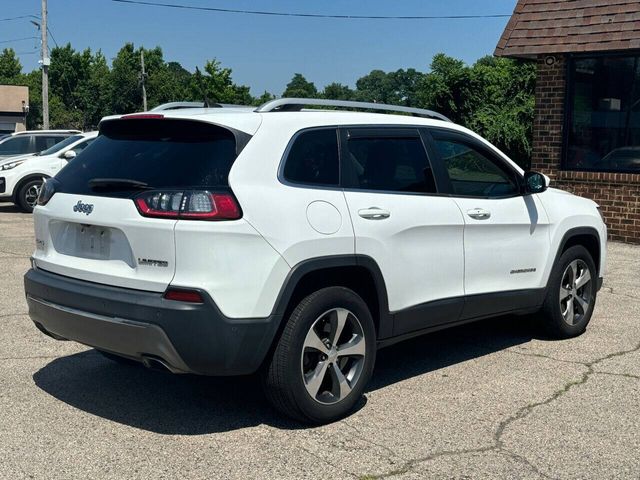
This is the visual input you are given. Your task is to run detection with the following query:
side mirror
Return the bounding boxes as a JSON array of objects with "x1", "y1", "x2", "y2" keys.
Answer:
[
  {"x1": 523, "y1": 171, "x2": 547, "y2": 194},
  {"x1": 63, "y1": 150, "x2": 76, "y2": 160}
]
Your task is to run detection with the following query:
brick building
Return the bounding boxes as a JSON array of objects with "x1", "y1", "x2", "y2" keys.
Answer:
[{"x1": 496, "y1": 0, "x2": 640, "y2": 243}]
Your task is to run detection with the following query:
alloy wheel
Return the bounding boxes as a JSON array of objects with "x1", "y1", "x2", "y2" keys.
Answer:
[
  {"x1": 25, "y1": 183, "x2": 42, "y2": 208},
  {"x1": 559, "y1": 259, "x2": 593, "y2": 326},
  {"x1": 300, "y1": 307, "x2": 366, "y2": 405}
]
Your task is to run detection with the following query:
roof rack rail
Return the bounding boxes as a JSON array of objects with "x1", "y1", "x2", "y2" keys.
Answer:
[
  {"x1": 150, "y1": 101, "x2": 256, "y2": 112},
  {"x1": 255, "y1": 98, "x2": 451, "y2": 122},
  {"x1": 150, "y1": 101, "x2": 209, "y2": 111}
]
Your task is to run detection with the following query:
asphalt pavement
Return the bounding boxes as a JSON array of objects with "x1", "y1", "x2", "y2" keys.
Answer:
[{"x1": 1, "y1": 201, "x2": 638, "y2": 479}]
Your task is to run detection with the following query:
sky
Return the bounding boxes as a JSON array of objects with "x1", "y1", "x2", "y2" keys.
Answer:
[{"x1": 1, "y1": 0, "x2": 518, "y2": 95}]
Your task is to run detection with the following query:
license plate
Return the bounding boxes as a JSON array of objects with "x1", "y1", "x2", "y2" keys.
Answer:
[{"x1": 75, "y1": 224, "x2": 111, "y2": 260}]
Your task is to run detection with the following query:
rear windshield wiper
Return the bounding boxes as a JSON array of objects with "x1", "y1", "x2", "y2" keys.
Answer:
[{"x1": 88, "y1": 178, "x2": 152, "y2": 191}]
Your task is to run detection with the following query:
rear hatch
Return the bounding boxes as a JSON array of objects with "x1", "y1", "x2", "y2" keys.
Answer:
[{"x1": 32, "y1": 116, "x2": 253, "y2": 292}]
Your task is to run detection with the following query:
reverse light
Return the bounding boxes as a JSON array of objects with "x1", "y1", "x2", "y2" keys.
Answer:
[
  {"x1": 164, "y1": 288, "x2": 204, "y2": 303},
  {"x1": 134, "y1": 190, "x2": 241, "y2": 220}
]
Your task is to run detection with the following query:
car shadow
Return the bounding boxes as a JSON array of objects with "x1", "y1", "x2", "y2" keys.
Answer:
[
  {"x1": 0, "y1": 202, "x2": 25, "y2": 214},
  {"x1": 33, "y1": 314, "x2": 541, "y2": 434}
]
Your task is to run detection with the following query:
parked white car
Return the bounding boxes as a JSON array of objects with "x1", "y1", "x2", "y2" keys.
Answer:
[
  {"x1": 0, "y1": 130, "x2": 81, "y2": 161},
  {"x1": 0, "y1": 131, "x2": 97, "y2": 212},
  {"x1": 24, "y1": 99, "x2": 606, "y2": 423}
]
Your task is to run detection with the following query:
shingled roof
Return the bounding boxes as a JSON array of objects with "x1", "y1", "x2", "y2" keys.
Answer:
[{"x1": 495, "y1": 0, "x2": 640, "y2": 58}]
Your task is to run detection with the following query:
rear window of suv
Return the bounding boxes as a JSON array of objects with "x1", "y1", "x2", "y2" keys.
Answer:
[{"x1": 55, "y1": 119, "x2": 240, "y2": 197}]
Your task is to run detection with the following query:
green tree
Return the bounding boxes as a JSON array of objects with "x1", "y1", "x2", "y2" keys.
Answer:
[
  {"x1": 283, "y1": 73, "x2": 317, "y2": 98},
  {"x1": 109, "y1": 43, "x2": 144, "y2": 114},
  {"x1": 355, "y1": 69, "x2": 397, "y2": 104},
  {"x1": 254, "y1": 90, "x2": 275, "y2": 105},
  {"x1": 187, "y1": 59, "x2": 252, "y2": 105},
  {"x1": 465, "y1": 56, "x2": 536, "y2": 167},
  {"x1": 322, "y1": 82, "x2": 354, "y2": 100},
  {"x1": 0, "y1": 48, "x2": 22, "y2": 82},
  {"x1": 416, "y1": 54, "x2": 472, "y2": 121}
]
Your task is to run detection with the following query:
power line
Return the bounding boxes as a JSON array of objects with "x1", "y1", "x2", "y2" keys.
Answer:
[
  {"x1": 111, "y1": 0, "x2": 511, "y2": 20},
  {"x1": 47, "y1": 26, "x2": 59, "y2": 48},
  {"x1": 0, "y1": 36, "x2": 39, "y2": 45},
  {"x1": 0, "y1": 14, "x2": 38, "y2": 22}
]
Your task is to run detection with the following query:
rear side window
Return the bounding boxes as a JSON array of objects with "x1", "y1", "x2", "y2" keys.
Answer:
[
  {"x1": 56, "y1": 119, "x2": 239, "y2": 197},
  {"x1": 35, "y1": 136, "x2": 64, "y2": 152},
  {"x1": 283, "y1": 129, "x2": 339, "y2": 186},
  {"x1": 344, "y1": 132, "x2": 437, "y2": 193}
]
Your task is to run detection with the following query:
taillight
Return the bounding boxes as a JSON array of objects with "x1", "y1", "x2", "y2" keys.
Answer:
[
  {"x1": 164, "y1": 288, "x2": 204, "y2": 303},
  {"x1": 37, "y1": 178, "x2": 59, "y2": 206},
  {"x1": 134, "y1": 190, "x2": 241, "y2": 220}
]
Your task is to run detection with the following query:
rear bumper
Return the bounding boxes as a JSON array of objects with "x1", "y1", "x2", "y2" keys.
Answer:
[{"x1": 24, "y1": 267, "x2": 282, "y2": 375}]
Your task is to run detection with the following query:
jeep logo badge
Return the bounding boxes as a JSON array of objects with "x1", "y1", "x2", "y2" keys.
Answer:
[{"x1": 73, "y1": 200, "x2": 94, "y2": 215}]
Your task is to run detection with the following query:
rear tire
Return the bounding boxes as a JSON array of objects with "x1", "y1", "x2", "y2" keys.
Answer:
[
  {"x1": 16, "y1": 178, "x2": 44, "y2": 213},
  {"x1": 541, "y1": 245, "x2": 597, "y2": 339},
  {"x1": 262, "y1": 287, "x2": 376, "y2": 424}
]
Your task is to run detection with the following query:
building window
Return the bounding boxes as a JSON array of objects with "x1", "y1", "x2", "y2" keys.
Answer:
[{"x1": 565, "y1": 54, "x2": 640, "y2": 172}]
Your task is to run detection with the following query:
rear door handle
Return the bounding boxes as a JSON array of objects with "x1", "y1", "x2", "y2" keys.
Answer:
[
  {"x1": 467, "y1": 208, "x2": 491, "y2": 220},
  {"x1": 358, "y1": 207, "x2": 390, "y2": 220}
]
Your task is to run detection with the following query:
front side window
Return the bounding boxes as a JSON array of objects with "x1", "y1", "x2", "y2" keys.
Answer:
[
  {"x1": 38, "y1": 135, "x2": 83, "y2": 156},
  {"x1": 566, "y1": 55, "x2": 640, "y2": 172},
  {"x1": 283, "y1": 129, "x2": 339, "y2": 186},
  {"x1": 71, "y1": 139, "x2": 94, "y2": 154},
  {"x1": 344, "y1": 133, "x2": 436, "y2": 193},
  {"x1": 0, "y1": 136, "x2": 31, "y2": 155},
  {"x1": 434, "y1": 137, "x2": 519, "y2": 197}
]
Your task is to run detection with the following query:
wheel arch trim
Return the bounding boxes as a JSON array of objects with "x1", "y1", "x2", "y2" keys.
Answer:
[
  {"x1": 553, "y1": 226, "x2": 603, "y2": 279},
  {"x1": 12, "y1": 173, "x2": 50, "y2": 200},
  {"x1": 270, "y1": 254, "x2": 393, "y2": 339}
]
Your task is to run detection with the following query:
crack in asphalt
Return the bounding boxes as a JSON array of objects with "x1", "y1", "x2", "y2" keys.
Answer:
[
  {"x1": 594, "y1": 371, "x2": 640, "y2": 381},
  {"x1": 342, "y1": 419, "x2": 402, "y2": 463},
  {"x1": 359, "y1": 340, "x2": 640, "y2": 480},
  {"x1": 0, "y1": 249, "x2": 30, "y2": 258},
  {"x1": 506, "y1": 349, "x2": 585, "y2": 366},
  {"x1": 0, "y1": 313, "x2": 27, "y2": 319},
  {"x1": 297, "y1": 444, "x2": 358, "y2": 479},
  {"x1": 601, "y1": 286, "x2": 640, "y2": 301}
]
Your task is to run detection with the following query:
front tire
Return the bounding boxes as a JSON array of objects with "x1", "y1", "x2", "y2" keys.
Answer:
[
  {"x1": 17, "y1": 178, "x2": 44, "y2": 213},
  {"x1": 262, "y1": 287, "x2": 376, "y2": 424},
  {"x1": 541, "y1": 245, "x2": 597, "y2": 339}
]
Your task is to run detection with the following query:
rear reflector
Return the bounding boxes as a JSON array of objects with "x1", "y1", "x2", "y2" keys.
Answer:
[
  {"x1": 164, "y1": 288, "x2": 204, "y2": 303},
  {"x1": 134, "y1": 190, "x2": 241, "y2": 220}
]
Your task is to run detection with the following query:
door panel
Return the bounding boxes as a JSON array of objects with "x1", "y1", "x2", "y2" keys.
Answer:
[
  {"x1": 345, "y1": 190, "x2": 465, "y2": 313},
  {"x1": 340, "y1": 127, "x2": 465, "y2": 334},
  {"x1": 428, "y1": 128, "x2": 551, "y2": 298},
  {"x1": 453, "y1": 194, "x2": 550, "y2": 295}
]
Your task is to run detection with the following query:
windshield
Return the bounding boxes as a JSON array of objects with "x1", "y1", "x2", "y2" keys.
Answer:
[{"x1": 38, "y1": 135, "x2": 83, "y2": 156}]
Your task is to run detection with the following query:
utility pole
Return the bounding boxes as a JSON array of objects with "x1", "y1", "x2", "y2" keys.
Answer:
[
  {"x1": 140, "y1": 50, "x2": 148, "y2": 111},
  {"x1": 41, "y1": 0, "x2": 50, "y2": 129}
]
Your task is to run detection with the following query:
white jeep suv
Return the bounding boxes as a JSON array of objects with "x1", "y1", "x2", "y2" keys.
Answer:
[{"x1": 24, "y1": 99, "x2": 606, "y2": 424}]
